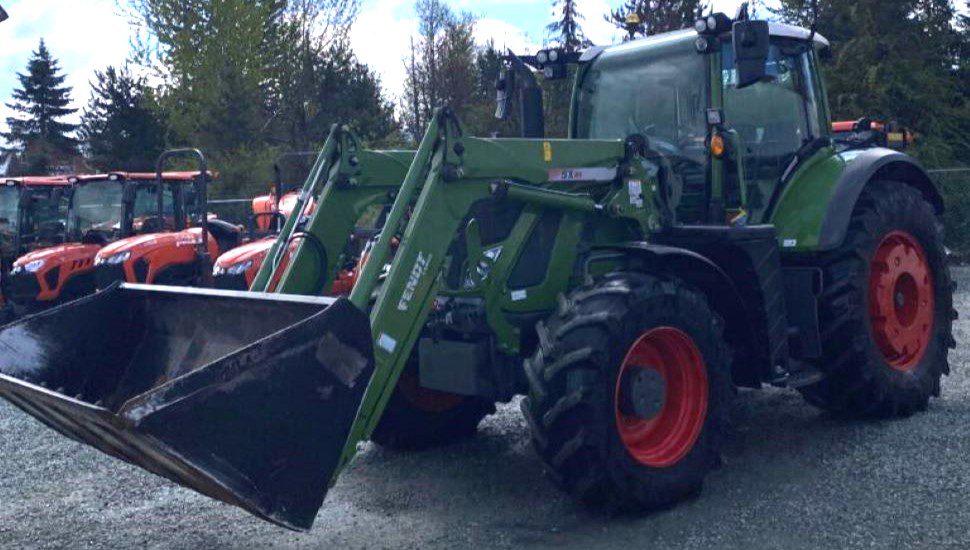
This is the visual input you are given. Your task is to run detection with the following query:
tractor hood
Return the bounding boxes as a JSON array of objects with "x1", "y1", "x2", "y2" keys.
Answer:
[
  {"x1": 14, "y1": 243, "x2": 103, "y2": 269},
  {"x1": 215, "y1": 237, "x2": 273, "y2": 268},
  {"x1": 96, "y1": 228, "x2": 212, "y2": 263}
]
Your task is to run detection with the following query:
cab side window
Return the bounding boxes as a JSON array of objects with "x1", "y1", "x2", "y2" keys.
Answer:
[{"x1": 723, "y1": 41, "x2": 819, "y2": 218}]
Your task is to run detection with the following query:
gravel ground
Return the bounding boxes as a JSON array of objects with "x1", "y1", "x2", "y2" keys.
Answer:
[{"x1": 3, "y1": 268, "x2": 970, "y2": 549}]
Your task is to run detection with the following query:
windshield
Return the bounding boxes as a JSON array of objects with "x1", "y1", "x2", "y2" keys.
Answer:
[
  {"x1": 576, "y1": 36, "x2": 709, "y2": 165},
  {"x1": 0, "y1": 186, "x2": 19, "y2": 257},
  {"x1": 71, "y1": 180, "x2": 124, "y2": 237},
  {"x1": 21, "y1": 187, "x2": 69, "y2": 250}
]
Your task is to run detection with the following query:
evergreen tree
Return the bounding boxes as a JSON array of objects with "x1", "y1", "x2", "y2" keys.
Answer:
[
  {"x1": 774, "y1": 0, "x2": 969, "y2": 166},
  {"x1": 305, "y1": 41, "x2": 398, "y2": 146},
  {"x1": 3, "y1": 40, "x2": 79, "y2": 176},
  {"x1": 608, "y1": 0, "x2": 708, "y2": 39},
  {"x1": 78, "y1": 66, "x2": 167, "y2": 172},
  {"x1": 548, "y1": 0, "x2": 591, "y2": 52}
]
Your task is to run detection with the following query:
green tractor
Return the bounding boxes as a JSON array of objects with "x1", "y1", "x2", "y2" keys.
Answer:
[{"x1": 0, "y1": 10, "x2": 954, "y2": 531}]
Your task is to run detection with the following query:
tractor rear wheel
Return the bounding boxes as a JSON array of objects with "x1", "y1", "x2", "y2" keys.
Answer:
[
  {"x1": 522, "y1": 272, "x2": 731, "y2": 511},
  {"x1": 371, "y1": 359, "x2": 496, "y2": 451},
  {"x1": 799, "y1": 181, "x2": 955, "y2": 417}
]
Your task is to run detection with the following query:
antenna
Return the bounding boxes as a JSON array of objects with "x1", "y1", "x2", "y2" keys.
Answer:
[{"x1": 806, "y1": 0, "x2": 819, "y2": 44}]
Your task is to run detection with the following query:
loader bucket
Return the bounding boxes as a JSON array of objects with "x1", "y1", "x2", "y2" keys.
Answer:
[{"x1": 0, "y1": 283, "x2": 374, "y2": 531}]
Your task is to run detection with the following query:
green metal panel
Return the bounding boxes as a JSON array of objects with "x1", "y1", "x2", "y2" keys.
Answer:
[{"x1": 770, "y1": 148, "x2": 847, "y2": 252}]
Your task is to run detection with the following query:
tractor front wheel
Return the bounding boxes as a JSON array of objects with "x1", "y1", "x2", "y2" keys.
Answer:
[
  {"x1": 800, "y1": 181, "x2": 955, "y2": 417},
  {"x1": 522, "y1": 272, "x2": 732, "y2": 511}
]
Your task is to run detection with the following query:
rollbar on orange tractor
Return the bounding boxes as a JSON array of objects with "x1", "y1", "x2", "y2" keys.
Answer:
[{"x1": 94, "y1": 149, "x2": 236, "y2": 288}]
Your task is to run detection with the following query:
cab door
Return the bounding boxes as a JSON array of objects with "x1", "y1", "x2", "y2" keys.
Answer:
[{"x1": 721, "y1": 39, "x2": 827, "y2": 224}]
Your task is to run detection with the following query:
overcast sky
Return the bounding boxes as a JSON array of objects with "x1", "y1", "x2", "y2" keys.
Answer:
[{"x1": 0, "y1": 0, "x2": 892, "y2": 140}]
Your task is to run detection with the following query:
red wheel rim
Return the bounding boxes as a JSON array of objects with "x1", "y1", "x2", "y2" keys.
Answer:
[
  {"x1": 614, "y1": 327, "x2": 708, "y2": 468},
  {"x1": 868, "y1": 231, "x2": 935, "y2": 372}
]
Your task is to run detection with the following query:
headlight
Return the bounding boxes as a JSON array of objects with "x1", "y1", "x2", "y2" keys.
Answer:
[
  {"x1": 97, "y1": 251, "x2": 130, "y2": 266},
  {"x1": 536, "y1": 50, "x2": 549, "y2": 65},
  {"x1": 548, "y1": 49, "x2": 560, "y2": 63},
  {"x1": 226, "y1": 260, "x2": 254, "y2": 276},
  {"x1": 694, "y1": 18, "x2": 708, "y2": 33},
  {"x1": 24, "y1": 260, "x2": 45, "y2": 273}
]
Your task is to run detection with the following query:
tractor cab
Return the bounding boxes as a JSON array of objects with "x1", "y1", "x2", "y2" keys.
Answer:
[
  {"x1": 0, "y1": 176, "x2": 71, "y2": 316},
  {"x1": 559, "y1": 21, "x2": 832, "y2": 227},
  {"x1": 93, "y1": 150, "x2": 236, "y2": 288},
  {"x1": 0, "y1": 176, "x2": 72, "y2": 266}
]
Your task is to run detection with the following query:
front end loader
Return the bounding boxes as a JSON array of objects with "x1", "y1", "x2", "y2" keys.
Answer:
[{"x1": 0, "y1": 9, "x2": 955, "y2": 532}]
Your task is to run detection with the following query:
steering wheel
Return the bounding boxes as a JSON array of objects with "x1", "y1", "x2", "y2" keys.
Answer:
[{"x1": 138, "y1": 216, "x2": 172, "y2": 233}]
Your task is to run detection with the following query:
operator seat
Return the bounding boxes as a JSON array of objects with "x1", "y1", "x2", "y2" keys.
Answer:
[{"x1": 207, "y1": 219, "x2": 242, "y2": 254}]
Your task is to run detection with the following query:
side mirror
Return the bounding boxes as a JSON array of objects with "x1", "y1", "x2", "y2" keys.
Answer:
[
  {"x1": 495, "y1": 67, "x2": 515, "y2": 121},
  {"x1": 496, "y1": 53, "x2": 545, "y2": 139},
  {"x1": 732, "y1": 20, "x2": 770, "y2": 89}
]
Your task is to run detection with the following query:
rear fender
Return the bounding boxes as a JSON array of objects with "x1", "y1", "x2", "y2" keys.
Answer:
[
  {"x1": 817, "y1": 151, "x2": 941, "y2": 250},
  {"x1": 772, "y1": 148, "x2": 942, "y2": 252},
  {"x1": 595, "y1": 243, "x2": 765, "y2": 387}
]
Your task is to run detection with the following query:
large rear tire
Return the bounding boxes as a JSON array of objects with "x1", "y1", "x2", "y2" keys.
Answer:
[
  {"x1": 521, "y1": 272, "x2": 732, "y2": 511},
  {"x1": 371, "y1": 359, "x2": 496, "y2": 451},
  {"x1": 799, "y1": 181, "x2": 956, "y2": 417}
]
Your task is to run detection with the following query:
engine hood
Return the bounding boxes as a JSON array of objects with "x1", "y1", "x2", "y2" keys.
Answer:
[
  {"x1": 15, "y1": 243, "x2": 103, "y2": 268},
  {"x1": 215, "y1": 238, "x2": 274, "y2": 268},
  {"x1": 96, "y1": 228, "x2": 206, "y2": 261}
]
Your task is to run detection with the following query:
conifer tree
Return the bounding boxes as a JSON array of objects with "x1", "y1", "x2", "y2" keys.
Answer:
[{"x1": 3, "y1": 40, "x2": 79, "y2": 175}]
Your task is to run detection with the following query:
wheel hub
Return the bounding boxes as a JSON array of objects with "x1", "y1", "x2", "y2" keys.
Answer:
[
  {"x1": 614, "y1": 327, "x2": 708, "y2": 468},
  {"x1": 618, "y1": 368, "x2": 666, "y2": 420},
  {"x1": 868, "y1": 231, "x2": 935, "y2": 372}
]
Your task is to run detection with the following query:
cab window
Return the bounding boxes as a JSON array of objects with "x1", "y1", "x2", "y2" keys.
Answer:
[{"x1": 722, "y1": 40, "x2": 820, "y2": 217}]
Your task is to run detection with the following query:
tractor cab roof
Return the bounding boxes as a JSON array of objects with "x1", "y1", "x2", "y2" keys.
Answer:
[
  {"x1": 67, "y1": 172, "x2": 212, "y2": 185},
  {"x1": 594, "y1": 22, "x2": 829, "y2": 63},
  {"x1": 3, "y1": 176, "x2": 72, "y2": 188},
  {"x1": 109, "y1": 171, "x2": 215, "y2": 182}
]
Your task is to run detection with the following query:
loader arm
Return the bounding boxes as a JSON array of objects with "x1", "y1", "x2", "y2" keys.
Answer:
[
  {"x1": 336, "y1": 109, "x2": 642, "y2": 473},
  {"x1": 253, "y1": 126, "x2": 414, "y2": 296},
  {"x1": 251, "y1": 126, "x2": 341, "y2": 292}
]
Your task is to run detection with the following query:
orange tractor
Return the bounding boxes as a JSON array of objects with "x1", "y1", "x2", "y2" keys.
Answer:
[
  {"x1": 212, "y1": 153, "x2": 328, "y2": 292},
  {"x1": 93, "y1": 149, "x2": 240, "y2": 288},
  {"x1": 0, "y1": 176, "x2": 72, "y2": 317}
]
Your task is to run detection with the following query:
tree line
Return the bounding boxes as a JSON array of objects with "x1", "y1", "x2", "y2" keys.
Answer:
[{"x1": 2, "y1": 0, "x2": 967, "y2": 196}]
